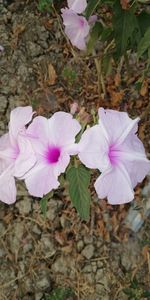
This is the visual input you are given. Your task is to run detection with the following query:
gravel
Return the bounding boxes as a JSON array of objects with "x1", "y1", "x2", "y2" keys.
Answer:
[
  {"x1": 81, "y1": 244, "x2": 95, "y2": 260},
  {"x1": 15, "y1": 197, "x2": 32, "y2": 215}
]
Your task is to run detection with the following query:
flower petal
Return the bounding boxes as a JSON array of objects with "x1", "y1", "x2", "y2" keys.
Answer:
[
  {"x1": 9, "y1": 106, "x2": 33, "y2": 145},
  {"x1": 14, "y1": 135, "x2": 37, "y2": 178},
  {"x1": 88, "y1": 15, "x2": 97, "y2": 25},
  {"x1": 53, "y1": 151, "x2": 70, "y2": 177},
  {"x1": 78, "y1": 125, "x2": 110, "y2": 171},
  {"x1": 61, "y1": 8, "x2": 90, "y2": 50},
  {"x1": 25, "y1": 163, "x2": 59, "y2": 197},
  {"x1": 98, "y1": 108, "x2": 139, "y2": 145},
  {"x1": 26, "y1": 116, "x2": 49, "y2": 145},
  {"x1": 67, "y1": 0, "x2": 87, "y2": 13},
  {"x1": 94, "y1": 164, "x2": 134, "y2": 204},
  {"x1": 48, "y1": 111, "x2": 81, "y2": 147},
  {"x1": 0, "y1": 166, "x2": 16, "y2": 204},
  {"x1": 119, "y1": 133, "x2": 150, "y2": 187}
]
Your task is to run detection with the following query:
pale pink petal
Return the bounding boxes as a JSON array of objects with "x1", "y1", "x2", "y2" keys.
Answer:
[
  {"x1": 26, "y1": 116, "x2": 49, "y2": 146},
  {"x1": 124, "y1": 159, "x2": 150, "y2": 188},
  {"x1": 119, "y1": 132, "x2": 150, "y2": 187},
  {"x1": 0, "y1": 166, "x2": 16, "y2": 204},
  {"x1": 61, "y1": 8, "x2": 76, "y2": 26},
  {"x1": 95, "y1": 164, "x2": 134, "y2": 205},
  {"x1": 0, "y1": 134, "x2": 14, "y2": 173},
  {"x1": 65, "y1": 143, "x2": 80, "y2": 155},
  {"x1": 67, "y1": 0, "x2": 87, "y2": 13},
  {"x1": 98, "y1": 108, "x2": 139, "y2": 145},
  {"x1": 9, "y1": 106, "x2": 33, "y2": 145},
  {"x1": 88, "y1": 15, "x2": 97, "y2": 25},
  {"x1": 70, "y1": 102, "x2": 79, "y2": 115},
  {"x1": 48, "y1": 112, "x2": 81, "y2": 148},
  {"x1": 0, "y1": 133, "x2": 10, "y2": 150},
  {"x1": 78, "y1": 125, "x2": 110, "y2": 171},
  {"x1": 14, "y1": 135, "x2": 37, "y2": 178},
  {"x1": 61, "y1": 8, "x2": 90, "y2": 50},
  {"x1": 69, "y1": 29, "x2": 87, "y2": 50},
  {"x1": 25, "y1": 163, "x2": 59, "y2": 197},
  {"x1": 0, "y1": 133, "x2": 12, "y2": 165},
  {"x1": 53, "y1": 151, "x2": 70, "y2": 177}
]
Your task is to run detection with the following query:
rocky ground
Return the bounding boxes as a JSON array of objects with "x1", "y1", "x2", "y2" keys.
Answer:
[{"x1": 0, "y1": 1, "x2": 150, "y2": 299}]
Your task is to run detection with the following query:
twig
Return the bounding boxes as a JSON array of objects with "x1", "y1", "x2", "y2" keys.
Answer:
[
  {"x1": 93, "y1": 52, "x2": 102, "y2": 97},
  {"x1": 140, "y1": 102, "x2": 150, "y2": 120}
]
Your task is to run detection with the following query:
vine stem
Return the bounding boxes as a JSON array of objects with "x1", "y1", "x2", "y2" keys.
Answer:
[{"x1": 93, "y1": 50, "x2": 106, "y2": 98}]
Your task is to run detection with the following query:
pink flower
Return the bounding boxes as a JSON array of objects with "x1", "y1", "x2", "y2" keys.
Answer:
[
  {"x1": 24, "y1": 112, "x2": 81, "y2": 197},
  {"x1": 78, "y1": 108, "x2": 150, "y2": 205},
  {"x1": 70, "y1": 102, "x2": 79, "y2": 115},
  {"x1": 67, "y1": 0, "x2": 87, "y2": 13},
  {"x1": 61, "y1": 8, "x2": 90, "y2": 50},
  {"x1": 0, "y1": 107, "x2": 36, "y2": 204}
]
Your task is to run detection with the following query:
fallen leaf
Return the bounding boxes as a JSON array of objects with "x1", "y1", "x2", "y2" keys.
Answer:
[
  {"x1": 111, "y1": 90, "x2": 124, "y2": 105},
  {"x1": 142, "y1": 245, "x2": 150, "y2": 261},
  {"x1": 55, "y1": 231, "x2": 66, "y2": 245},
  {"x1": 11, "y1": 24, "x2": 25, "y2": 48},
  {"x1": 114, "y1": 73, "x2": 121, "y2": 87},
  {"x1": 140, "y1": 80, "x2": 148, "y2": 96},
  {"x1": 48, "y1": 63, "x2": 57, "y2": 85}
]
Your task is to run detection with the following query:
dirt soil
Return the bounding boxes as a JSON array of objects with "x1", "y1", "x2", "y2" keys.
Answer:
[{"x1": 0, "y1": 1, "x2": 150, "y2": 300}]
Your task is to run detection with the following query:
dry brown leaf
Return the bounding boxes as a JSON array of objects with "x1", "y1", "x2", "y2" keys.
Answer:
[
  {"x1": 3, "y1": 213, "x2": 13, "y2": 224},
  {"x1": 142, "y1": 245, "x2": 150, "y2": 261},
  {"x1": 11, "y1": 24, "x2": 25, "y2": 48},
  {"x1": 55, "y1": 231, "x2": 66, "y2": 245},
  {"x1": 48, "y1": 63, "x2": 57, "y2": 85},
  {"x1": 140, "y1": 80, "x2": 148, "y2": 96},
  {"x1": 111, "y1": 213, "x2": 118, "y2": 230},
  {"x1": 43, "y1": 18, "x2": 53, "y2": 30},
  {"x1": 97, "y1": 220, "x2": 105, "y2": 236},
  {"x1": 111, "y1": 90, "x2": 124, "y2": 105},
  {"x1": 114, "y1": 73, "x2": 121, "y2": 87},
  {"x1": 104, "y1": 230, "x2": 110, "y2": 242}
]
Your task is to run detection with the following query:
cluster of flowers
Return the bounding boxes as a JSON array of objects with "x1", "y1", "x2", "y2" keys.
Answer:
[
  {"x1": 61, "y1": 0, "x2": 97, "y2": 50},
  {"x1": 0, "y1": 106, "x2": 149, "y2": 206}
]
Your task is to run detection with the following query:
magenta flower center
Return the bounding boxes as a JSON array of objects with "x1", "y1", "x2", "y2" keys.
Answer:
[
  {"x1": 108, "y1": 145, "x2": 120, "y2": 166},
  {"x1": 45, "y1": 146, "x2": 61, "y2": 164},
  {"x1": 79, "y1": 19, "x2": 85, "y2": 28}
]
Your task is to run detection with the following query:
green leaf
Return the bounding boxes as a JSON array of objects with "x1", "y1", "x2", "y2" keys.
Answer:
[
  {"x1": 66, "y1": 165, "x2": 91, "y2": 221},
  {"x1": 85, "y1": 0, "x2": 101, "y2": 18},
  {"x1": 113, "y1": 0, "x2": 140, "y2": 57},
  {"x1": 130, "y1": 278, "x2": 138, "y2": 289},
  {"x1": 40, "y1": 191, "x2": 53, "y2": 217},
  {"x1": 123, "y1": 288, "x2": 134, "y2": 297},
  {"x1": 43, "y1": 287, "x2": 75, "y2": 300},
  {"x1": 101, "y1": 27, "x2": 113, "y2": 42},
  {"x1": 137, "y1": 11, "x2": 150, "y2": 36},
  {"x1": 101, "y1": 0, "x2": 114, "y2": 5},
  {"x1": 87, "y1": 21, "x2": 103, "y2": 53},
  {"x1": 40, "y1": 196, "x2": 48, "y2": 217},
  {"x1": 102, "y1": 53, "x2": 112, "y2": 76},
  {"x1": 38, "y1": 0, "x2": 53, "y2": 12},
  {"x1": 137, "y1": 27, "x2": 150, "y2": 58},
  {"x1": 142, "y1": 291, "x2": 150, "y2": 297}
]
